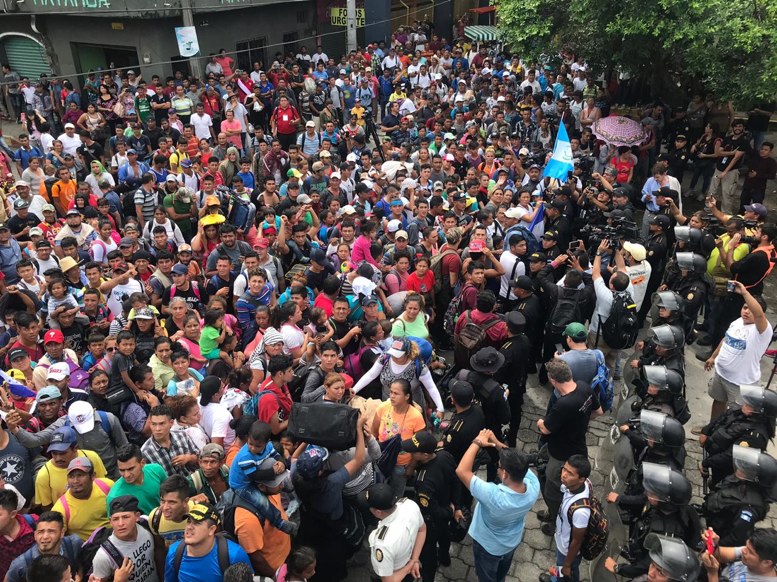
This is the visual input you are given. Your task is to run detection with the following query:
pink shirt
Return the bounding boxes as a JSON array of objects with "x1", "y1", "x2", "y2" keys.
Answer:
[
  {"x1": 351, "y1": 234, "x2": 378, "y2": 267},
  {"x1": 221, "y1": 119, "x2": 243, "y2": 148}
]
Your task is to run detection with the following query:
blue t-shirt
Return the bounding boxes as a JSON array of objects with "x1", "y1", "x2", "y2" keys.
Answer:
[
  {"x1": 166, "y1": 369, "x2": 204, "y2": 396},
  {"x1": 165, "y1": 538, "x2": 251, "y2": 582},
  {"x1": 229, "y1": 442, "x2": 278, "y2": 489},
  {"x1": 468, "y1": 470, "x2": 541, "y2": 556},
  {"x1": 236, "y1": 171, "x2": 255, "y2": 190}
]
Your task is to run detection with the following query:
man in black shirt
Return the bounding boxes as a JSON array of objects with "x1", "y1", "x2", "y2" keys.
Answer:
[
  {"x1": 537, "y1": 359, "x2": 602, "y2": 536},
  {"x1": 205, "y1": 256, "x2": 237, "y2": 315},
  {"x1": 499, "y1": 312, "x2": 530, "y2": 447},
  {"x1": 77, "y1": 131, "x2": 104, "y2": 167},
  {"x1": 441, "y1": 380, "x2": 486, "y2": 463},
  {"x1": 150, "y1": 90, "x2": 171, "y2": 125},
  {"x1": 7, "y1": 199, "x2": 41, "y2": 243},
  {"x1": 162, "y1": 263, "x2": 208, "y2": 315},
  {"x1": 709, "y1": 119, "x2": 749, "y2": 214}
]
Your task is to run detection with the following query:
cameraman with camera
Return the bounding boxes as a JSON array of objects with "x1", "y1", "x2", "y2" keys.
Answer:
[{"x1": 705, "y1": 195, "x2": 766, "y2": 238}]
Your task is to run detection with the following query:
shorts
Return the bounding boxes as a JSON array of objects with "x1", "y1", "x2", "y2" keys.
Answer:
[{"x1": 707, "y1": 371, "x2": 741, "y2": 406}]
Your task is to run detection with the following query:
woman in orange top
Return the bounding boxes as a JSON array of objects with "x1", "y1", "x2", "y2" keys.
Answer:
[{"x1": 371, "y1": 378, "x2": 426, "y2": 499}]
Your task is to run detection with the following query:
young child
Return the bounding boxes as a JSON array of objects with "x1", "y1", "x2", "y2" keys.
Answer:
[
  {"x1": 236, "y1": 158, "x2": 255, "y2": 190},
  {"x1": 126, "y1": 292, "x2": 160, "y2": 324},
  {"x1": 46, "y1": 278, "x2": 81, "y2": 326},
  {"x1": 304, "y1": 307, "x2": 334, "y2": 342},
  {"x1": 15, "y1": 259, "x2": 45, "y2": 300},
  {"x1": 126, "y1": 365, "x2": 161, "y2": 444},
  {"x1": 229, "y1": 421, "x2": 298, "y2": 535},
  {"x1": 109, "y1": 330, "x2": 140, "y2": 404},
  {"x1": 199, "y1": 308, "x2": 236, "y2": 367},
  {"x1": 81, "y1": 332, "x2": 106, "y2": 372}
]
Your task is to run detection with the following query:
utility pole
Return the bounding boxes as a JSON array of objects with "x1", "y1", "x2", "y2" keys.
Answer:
[
  {"x1": 346, "y1": 0, "x2": 357, "y2": 52},
  {"x1": 181, "y1": 0, "x2": 203, "y2": 79}
]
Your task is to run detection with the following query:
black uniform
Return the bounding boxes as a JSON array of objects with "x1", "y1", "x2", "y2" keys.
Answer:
[
  {"x1": 639, "y1": 231, "x2": 669, "y2": 323},
  {"x1": 621, "y1": 505, "x2": 701, "y2": 579},
  {"x1": 514, "y1": 291, "x2": 543, "y2": 368},
  {"x1": 701, "y1": 409, "x2": 773, "y2": 487},
  {"x1": 442, "y1": 405, "x2": 486, "y2": 463},
  {"x1": 412, "y1": 450, "x2": 461, "y2": 580},
  {"x1": 664, "y1": 271, "x2": 709, "y2": 339},
  {"x1": 703, "y1": 476, "x2": 769, "y2": 547},
  {"x1": 498, "y1": 333, "x2": 530, "y2": 446}
]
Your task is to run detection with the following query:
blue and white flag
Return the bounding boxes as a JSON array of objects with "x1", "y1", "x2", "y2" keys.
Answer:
[
  {"x1": 528, "y1": 201, "x2": 545, "y2": 232},
  {"x1": 0, "y1": 370, "x2": 36, "y2": 399},
  {"x1": 543, "y1": 121, "x2": 575, "y2": 181}
]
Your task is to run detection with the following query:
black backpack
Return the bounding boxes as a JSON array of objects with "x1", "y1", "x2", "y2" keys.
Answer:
[
  {"x1": 547, "y1": 286, "x2": 583, "y2": 335},
  {"x1": 598, "y1": 291, "x2": 639, "y2": 350},
  {"x1": 216, "y1": 488, "x2": 264, "y2": 538},
  {"x1": 171, "y1": 534, "x2": 231, "y2": 582}
]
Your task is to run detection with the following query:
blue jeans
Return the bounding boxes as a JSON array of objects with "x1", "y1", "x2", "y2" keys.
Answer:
[
  {"x1": 235, "y1": 486, "x2": 286, "y2": 530},
  {"x1": 551, "y1": 549, "x2": 582, "y2": 582},
  {"x1": 472, "y1": 539, "x2": 515, "y2": 582}
]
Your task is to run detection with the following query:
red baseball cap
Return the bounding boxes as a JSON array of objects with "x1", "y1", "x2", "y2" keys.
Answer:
[{"x1": 44, "y1": 329, "x2": 65, "y2": 344}]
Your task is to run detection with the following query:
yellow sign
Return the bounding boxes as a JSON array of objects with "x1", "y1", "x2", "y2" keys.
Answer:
[{"x1": 330, "y1": 7, "x2": 365, "y2": 27}]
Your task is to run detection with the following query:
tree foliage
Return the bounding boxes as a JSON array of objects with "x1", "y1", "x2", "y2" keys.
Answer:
[{"x1": 494, "y1": 0, "x2": 777, "y2": 105}]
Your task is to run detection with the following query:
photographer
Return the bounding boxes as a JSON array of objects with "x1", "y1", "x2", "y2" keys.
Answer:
[{"x1": 705, "y1": 195, "x2": 766, "y2": 237}]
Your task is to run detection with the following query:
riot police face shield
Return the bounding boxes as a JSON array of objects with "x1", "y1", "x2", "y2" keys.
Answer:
[
  {"x1": 644, "y1": 534, "x2": 701, "y2": 582},
  {"x1": 640, "y1": 410, "x2": 669, "y2": 443},
  {"x1": 651, "y1": 324, "x2": 681, "y2": 349},
  {"x1": 675, "y1": 252, "x2": 706, "y2": 274},
  {"x1": 733, "y1": 445, "x2": 777, "y2": 486},
  {"x1": 642, "y1": 462, "x2": 692, "y2": 506},
  {"x1": 738, "y1": 385, "x2": 777, "y2": 417},
  {"x1": 656, "y1": 291, "x2": 682, "y2": 312}
]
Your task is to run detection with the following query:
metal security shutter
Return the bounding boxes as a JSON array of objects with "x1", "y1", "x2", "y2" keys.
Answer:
[{"x1": 3, "y1": 37, "x2": 52, "y2": 79}]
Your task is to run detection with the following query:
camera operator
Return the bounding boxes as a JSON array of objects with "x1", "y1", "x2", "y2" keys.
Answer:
[{"x1": 704, "y1": 195, "x2": 766, "y2": 238}]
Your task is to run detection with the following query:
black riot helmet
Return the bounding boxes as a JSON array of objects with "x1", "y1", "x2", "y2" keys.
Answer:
[
  {"x1": 733, "y1": 445, "x2": 777, "y2": 487},
  {"x1": 644, "y1": 534, "x2": 701, "y2": 581},
  {"x1": 643, "y1": 365, "x2": 684, "y2": 396},
  {"x1": 675, "y1": 252, "x2": 706, "y2": 275},
  {"x1": 642, "y1": 462, "x2": 692, "y2": 506},
  {"x1": 673, "y1": 226, "x2": 702, "y2": 245},
  {"x1": 640, "y1": 410, "x2": 685, "y2": 448},
  {"x1": 650, "y1": 324, "x2": 685, "y2": 351},
  {"x1": 656, "y1": 291, "x2": 683, "y2": 313},
  {"x1": 738, "y1": 385, "x2": 777, "y2": 417}
]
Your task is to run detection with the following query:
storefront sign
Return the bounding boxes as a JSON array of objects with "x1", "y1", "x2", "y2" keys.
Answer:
[
  {"x1": 31, "y1": 0, "x2": 110, "y2": 8},
  {"x1": 330, "y1": 7, "x2": 364, "y2": 26}
]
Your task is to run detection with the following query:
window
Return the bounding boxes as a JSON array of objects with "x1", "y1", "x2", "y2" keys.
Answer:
[
  {"x1": 283, "y1": 33, "x2": 299, "y2": 57},
  {"x1": 236, "y1": 38, "x2": 267, "y2": 72}
]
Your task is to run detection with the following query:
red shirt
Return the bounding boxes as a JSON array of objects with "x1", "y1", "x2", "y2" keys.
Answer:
[
  {"x1": 406, "y1": 270, "x2": 435, "y2": 296},
  {"x1": 313, "y1": 293, "x2": 335, "y2": 318},
  {"x1": 257, "y1": 377, "x2": 293, "y2": 425},
  {"x1": 273, "y1": 105, "x2": 300, "y2": 135},
  {"x1": 453, "y1": 308, "x2": 508, "y2": 347},
  {"x1": 0, "y1": 514, "x2": 37, "y2": 580}
]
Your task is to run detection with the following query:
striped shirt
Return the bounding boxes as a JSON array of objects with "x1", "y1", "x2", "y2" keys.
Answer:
[
  {"x1": 141, "y1": 431, "x2": 198, "y2": 476},
  {"x1": 133, "y1": 186, "x2": 158, "y2": 223}
]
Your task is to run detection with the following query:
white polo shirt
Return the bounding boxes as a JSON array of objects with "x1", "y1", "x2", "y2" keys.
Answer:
[{"x1": 369, "y1": 498, "x2": 424, "y2": 577}]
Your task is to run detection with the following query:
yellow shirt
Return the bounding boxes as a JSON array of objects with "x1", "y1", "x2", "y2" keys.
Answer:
[
  {"x1": 707, "y1": 234, "x2": 750, "y2": 277},
  {"x1": 350, "y1": 105, "x2": 366, "y2": 127},
  {"x1": 35, "y1": 449, "x2": 108, "y2": 507},
  {"x1": 148, "y1": 499, "x2": 195, "y2": 547},
  {"x1": 52, "y1": 477, "x2": 115, "y2": 540}
]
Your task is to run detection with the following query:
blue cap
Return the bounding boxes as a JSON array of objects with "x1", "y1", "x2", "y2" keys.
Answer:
[
  {"x1": 295, "y1": 445, "x2": 330, "y2": 479},
  {"x1": 171, "y1": 263, "x2": 189, "y2": 276},
  {"x1": 47, "y1": 426, "x2": 77, "y2": 453}
]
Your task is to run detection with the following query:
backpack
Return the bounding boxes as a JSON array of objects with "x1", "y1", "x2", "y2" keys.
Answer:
[
  {"x1": 590, "y1": 349, "x2": 614, "y2": 412},
  {"x1": 505, "y1": 225, "x2": 540, "y2": 255},
  {"x1": 598, "y1": 291, "x2": 639, "y2": 350},
  {"x1": 443, "y1": 282, "x2": 474, "y2": 336},
  {"x1": 171, "y1": 533, "x2": 231, "y2": 582},
  {"x1": 122, "y1": 188, "x2": 140, "y2": 218},
  {"x1": 343, "y1": 343, "x2": 372, "y2": 378},
  {"x1": 453, "y1": 311, "x2": 501, "y2": 370},
  {"x1": 547, "y1": 287, "x2": 583, "y2": 336},
  {"x1": 39, "y1": 359, "x2": 90, "y2": 391},
  {"x1": 170, "y1": 281, "x2": 201, "y2": 301},
  {"x1": 567, "y1": 482, "x2": 609, "y2": 560},
  {"x1": 216, "y1": 488, "x2": 264, "y2": 538},
  {"x1": 65, "y1": 409, "x2": 111, "y2": 435},
  {"x1": 430, "y1": 249, "x2": 457, "y2": 294}
]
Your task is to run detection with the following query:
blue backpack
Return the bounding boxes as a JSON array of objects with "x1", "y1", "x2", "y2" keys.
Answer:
[
  {"x1": 590, "y1": 349, "x2": 614, "y2": 412},
  {"x1": 503, "y1": 225, "x2": 540, "y2": 255},
  {"x1": 66, "y1": 409, "x2": 111, "y2": 434}
]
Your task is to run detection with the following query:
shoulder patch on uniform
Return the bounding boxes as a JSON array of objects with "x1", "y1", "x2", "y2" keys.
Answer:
[
  {"x1": 419, "y1": 495, "x2": 429, "y2": 507},
  {"x1": 740, "y1": 510, "x2": 753, "y2": 522},
  {"x1": 648, "y1": 250, "x2": 654, "y2": 256},
  {"x1": 687, "y1": 293, "x2": 694, "y2": 301},
  {"x1": 738, "y1": 441, "x2": 750, "y2": 447},
  {"x1": 377, "y1": 526, "x2": 388, "y2": 540},
  {"x1": 375, "y1": 548, "x2": 383, "y2": 562}
]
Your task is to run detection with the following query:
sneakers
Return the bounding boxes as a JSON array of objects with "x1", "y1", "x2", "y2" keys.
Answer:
[
  {"x1": 438, "y1": 551, "x2": 452, "y2": 567},
  {"x1": 541, "y1": 522, "x2": 556, "y2": 536},
  {"x1": 536, "y1": 509, "x2": 554, "y2": 523},
  {"x1": 695, "y1": 334, "x2": 713, "y2": 347},
  {"x1": 539, "y1": 574, "x2": 553, "y2": 582}
]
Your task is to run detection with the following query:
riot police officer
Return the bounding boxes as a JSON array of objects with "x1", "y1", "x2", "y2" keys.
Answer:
[
  {"x1": 441, "y1": 380, "x2": 486, "y2": 464},
  {"x1": 703, "y1": 445, "x2": 777, "y2": 547},
  {"x1": 612, "y1": 410, "x2": 687, "y2": 523},
  {"x1": 629, "y1": 324, "x2": 686, "y2": 388},
  {"x1": 652, "y1": 290, "x2": 691, "y2": 340},
  {"x1": 639, "y1": 214, "x2": 671, "y2": 323},
  {"x1": 633, "y1": 365, "x2": 689, "y2": 422},
  {"x1": 620, "y1": 463, "x2": 701, "y2": 579},
  {"x1": 512, "y1": 272, "x2": 544, "y2": 372},
  {"x1": 401, "y1": 430, "x2": 461, "y2": 577},
  {"x1": 673, "y1": 224, "x2": 715, "y2": 258},
  {"x1": 700, "y1": 385, "x2": 777, "y2": 487},
  {"x1": 662, "y1": 252, "x2": 710, "y2": 340},
  {"x1": 606, "y1": 533, "x2": 701, "y2": 581}
]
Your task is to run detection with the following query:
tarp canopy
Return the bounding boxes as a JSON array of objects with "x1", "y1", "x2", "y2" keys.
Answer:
[{"x1": 464, "y1": 25, "x2": 499, "y2": 42}]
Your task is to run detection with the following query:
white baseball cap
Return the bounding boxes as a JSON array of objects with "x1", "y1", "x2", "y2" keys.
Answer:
[
  {"x1": 47, "y1": 362, "x2": 71, "y2": 381},
  {"x1": 68, "y1": 401, "x2": 96, "y2": 434},
  {"x1": 387, "y1": 219, "x2": 402, "y2": 233}
]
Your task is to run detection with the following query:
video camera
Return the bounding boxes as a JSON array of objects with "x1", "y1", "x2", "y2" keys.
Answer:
[{"x1": 581, "y1": 217, "x2": 639, "y2": 251}]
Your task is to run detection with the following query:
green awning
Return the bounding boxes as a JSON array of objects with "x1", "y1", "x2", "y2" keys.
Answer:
[{"x1": 464, "y1": 25, "x2": 499, "y2": 42}]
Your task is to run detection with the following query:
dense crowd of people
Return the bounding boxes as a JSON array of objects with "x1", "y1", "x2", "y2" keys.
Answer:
[{"x1": 0, "y1": 16, "x2": 776, "y2": 582}]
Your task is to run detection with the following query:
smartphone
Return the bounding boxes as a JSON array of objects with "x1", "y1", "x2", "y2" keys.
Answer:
[
  {"x1": 568, "y1": 240, "x2": 582, "y2": 252},
  {"x1": 555, "y1": 343, "x2": 564, "y2": 355},
  {"x1": 567, "y1": 170, "x2": 575, "y2": 180},
  {"x1": 727, "y1": 280, "x2": 736, "y2": 292}
]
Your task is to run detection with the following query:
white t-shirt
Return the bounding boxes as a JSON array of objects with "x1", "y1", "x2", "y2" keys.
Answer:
[
  {"x1": 190, "y1": 112, "x2": 213, "y2": 141},
  {"x1": 106, "y1": 279, "x2": 144, "y2": 317},
  {"x1": 554, "y1": 480, "x2": 591, "y2": 555},
  {"x1": 93, "y1": 527, "x2": 159, "y2": 582},
  {"x1": 40, "y1": 132, "x2": 55, "y2": 154},
  {"x1": 499, "y1": 251, "x2": 525, "y2": 300},
  {"x1": 625, "y1": 261, "x2": 652, "y2": 312},
  {"x1": 57, "y1": 132, "x2": 82, "y2": 156},
  {"x1": 715, "y1": 318, "x2": 773, "y2": 385},
  {"x1": 199, "y1": 402, "x2": 235, "y2": 446},
  {"x1": 281, "y1": 323, "x2": 305, "y2": 354}
]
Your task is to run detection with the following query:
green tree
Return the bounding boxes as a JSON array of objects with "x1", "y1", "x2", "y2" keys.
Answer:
[{"x1": 494, "y1": 0, "x2": 777, "y2": 105}]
